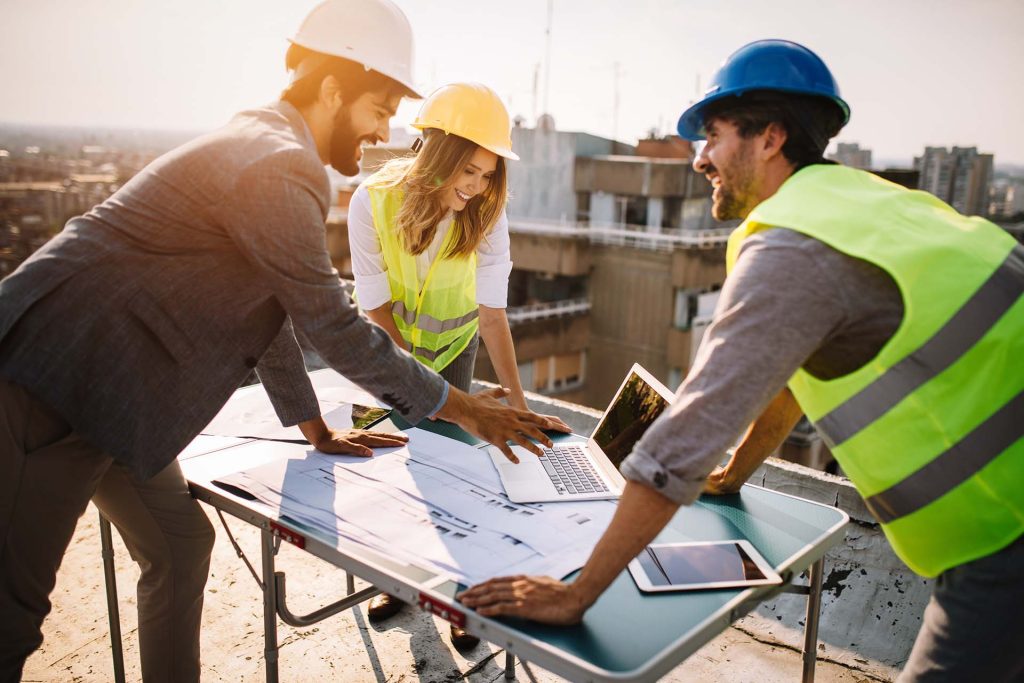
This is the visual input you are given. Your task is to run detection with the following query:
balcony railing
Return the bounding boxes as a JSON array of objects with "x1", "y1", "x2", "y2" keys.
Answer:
[
  {"x1": 506, "y1": 297, "x2": 590, "y2": 324},
  {"x1": 507, "y1": 217, "x2": 731, "y2": 251}
]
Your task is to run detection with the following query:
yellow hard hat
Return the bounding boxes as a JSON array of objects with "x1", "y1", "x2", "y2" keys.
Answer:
[{"x1": 411, "y1": 83, "x2": 519, "y2": 161}]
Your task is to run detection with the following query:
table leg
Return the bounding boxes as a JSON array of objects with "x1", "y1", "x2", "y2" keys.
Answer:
[
  {"x1": 346, "y1": 572, "x2": 355, "y2": 596},
  {"x1": 801, "y1": 558, "x2": 824, "y2": 683},
  {"x1": 504, "y1": 650, "x2": 515, "y2": 680},
  {"x1": 261, "y1": 528, "x2": 280, "y2": 683},
  {"x1": 99, "y1": 513, "x2": 126, "y2": 683}
]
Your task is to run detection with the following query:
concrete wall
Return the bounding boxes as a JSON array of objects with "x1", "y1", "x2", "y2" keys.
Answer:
[
  {"x1": 584, "y1": 246, "x2": 675, "y2": 406},
  {"x1": 671, "y1": 247, "x2": 727, "y2": 289},
  {"x1": 507, "y1": 128, "x2": 579, "y2": 221},
  {"x1": 487, "y1": 387, "x2": 926, "y2": 682},
  {"x1": 474, "y1": 314, "x2": 590, "y2": 380},
  {"x1": 508, "y1": 232, "x2": 591, "y2": 276},
  {"x1": 574, "y1": 156, "x2": 692, "y2": 198},
  {"x1": 665, "y1": 327, "x2": 693, "y2": 369}
]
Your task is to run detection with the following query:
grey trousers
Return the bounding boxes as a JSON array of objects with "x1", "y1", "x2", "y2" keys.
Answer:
[
  {"x1": 898, "y1": 533, "x2": 1024, "y2": 682},
  {"x1": 0, "y1": 379, "x2": 215, "y2": 683},
  {"x1": 439, "y1": 333, "x2": 479, "y2": 393}
]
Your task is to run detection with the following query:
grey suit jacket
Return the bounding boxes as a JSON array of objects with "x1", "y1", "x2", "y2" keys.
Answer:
[{"x1": 0, "y1": 101, "x2": 445, "y2": 480}]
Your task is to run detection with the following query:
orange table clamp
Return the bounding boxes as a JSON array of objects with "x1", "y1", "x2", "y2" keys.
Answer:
[
  {"x1": 269, "y1": 521, "x2": 305, "y2": 549},
  {"x1": 418, "y1": 592, "x2": 466, "y2": 628}
]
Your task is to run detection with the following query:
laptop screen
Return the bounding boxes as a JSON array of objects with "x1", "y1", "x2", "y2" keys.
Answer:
[{"x1": 592, "y1": 371, "x2": 670, "y2": 468}]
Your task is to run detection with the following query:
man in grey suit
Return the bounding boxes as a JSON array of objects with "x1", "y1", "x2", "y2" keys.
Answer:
[{"x1": 0, "y1": 1, "x2": 562, "y2": 680}]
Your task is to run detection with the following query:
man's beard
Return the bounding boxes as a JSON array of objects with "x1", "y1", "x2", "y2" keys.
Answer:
[
  {"x1": 713, "y1": 181, "x2": 752, "y2": 221},
  {"x1": 328, "y1": 107, "x2": 366, "y2": 176},
  {"x1": 710, "y1": 148, "x2": 757, "y2": 221}
]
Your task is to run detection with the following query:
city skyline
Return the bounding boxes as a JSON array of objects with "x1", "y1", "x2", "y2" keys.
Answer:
[{"x1": 1, "y1": 0, "x2": 1022, "y2": 165}]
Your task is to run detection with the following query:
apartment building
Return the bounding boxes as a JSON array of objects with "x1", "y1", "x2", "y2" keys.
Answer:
[
  {"x1": 914, "y1": 145, "x2": 993, "y2": 216},
  {"x1": 828, "y1": 142, "x2": 872, "y2": 169}
]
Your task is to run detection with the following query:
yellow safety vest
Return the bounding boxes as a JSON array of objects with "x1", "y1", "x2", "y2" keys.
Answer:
[
  {"x1": 726, "y1": 164, "x2": 1024, "y2": 577},
  {"x1": 366, "y1": 181, "x2": 478, "y2": 372}
]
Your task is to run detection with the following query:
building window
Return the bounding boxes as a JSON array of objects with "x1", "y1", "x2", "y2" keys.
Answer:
[
  {"x1": 575, "y1": 192, "x2": 590, "y2": 222},
  {"x1": 673, "y1": 288, "x2": 721, "y2": 330},
  {"x1": 524, "y1": 351, "x2": 586, "y2": 394},
  {"x1": 623, "y1": 196, "x2": 648, "y2": 226}
]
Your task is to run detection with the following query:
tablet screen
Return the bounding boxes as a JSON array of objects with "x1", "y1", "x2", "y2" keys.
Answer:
[{"x1": 634, "y1": 542, "x2": 768, "y2": 587}]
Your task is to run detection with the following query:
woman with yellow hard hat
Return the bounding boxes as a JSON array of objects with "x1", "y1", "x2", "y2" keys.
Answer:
[{"x1": 347, "y1": 82, "x2": 569, "y2": 650}]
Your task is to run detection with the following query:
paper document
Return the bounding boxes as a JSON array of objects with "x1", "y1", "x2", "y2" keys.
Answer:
[{"x1": 215, "y1": 430, "x2": 617, "y2": 584}]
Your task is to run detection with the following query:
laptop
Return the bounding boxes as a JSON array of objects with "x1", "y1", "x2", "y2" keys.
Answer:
[{"x1": 487, "y1": 363, "x2": 674, "y2": 503}]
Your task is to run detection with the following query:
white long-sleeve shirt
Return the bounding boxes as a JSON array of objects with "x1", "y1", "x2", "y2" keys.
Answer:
[{"x1": 347, "y1": 182, "x2": 513, "y2": 310}]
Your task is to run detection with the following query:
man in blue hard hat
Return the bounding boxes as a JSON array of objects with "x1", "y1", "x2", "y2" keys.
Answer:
[{"x1": 459, "y1": 39, "x2": 1024, "y2": 682}]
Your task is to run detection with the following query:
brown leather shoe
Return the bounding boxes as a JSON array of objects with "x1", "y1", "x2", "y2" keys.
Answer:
[
  {"x1": 367, "y1": 593, "x2": 404, "y2": 622},
  {"x1": 449, "y1": 624, "x2": 480, "y2": 653}
]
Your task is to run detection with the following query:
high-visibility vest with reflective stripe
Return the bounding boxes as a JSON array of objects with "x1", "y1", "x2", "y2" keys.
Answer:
[
  {"x1": 725, "y1": 164, "x2": 1024, "y2": 577},
  {"x1": 367, "y1": 182, "x2": 478, "y2": 372}
]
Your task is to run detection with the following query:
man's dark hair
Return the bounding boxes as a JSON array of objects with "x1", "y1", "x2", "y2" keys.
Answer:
[
  {"x1": 281, "y1": 44, "x2": 407, "y2": 108},
  {"x1": 703, "y1": 91, "x2": 846, "y2": 169}
]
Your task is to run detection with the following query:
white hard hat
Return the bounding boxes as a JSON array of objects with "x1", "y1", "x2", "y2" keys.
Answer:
[{"x1": 289, "y1": 0, "x2": 422, "y2": 98}]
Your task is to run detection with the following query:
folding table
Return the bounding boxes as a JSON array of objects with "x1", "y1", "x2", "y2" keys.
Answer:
[{"x1": 100, "y1": 370, "x2": 848, "y2": 682}]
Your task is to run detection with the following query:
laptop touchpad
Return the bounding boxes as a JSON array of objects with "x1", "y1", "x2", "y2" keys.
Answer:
[
  {"x1": 499, "y1": 463, "x2": 537, "y2": 481},
  {"x1": 490, "y1": 446, "x2": 540, "y2": 480}
]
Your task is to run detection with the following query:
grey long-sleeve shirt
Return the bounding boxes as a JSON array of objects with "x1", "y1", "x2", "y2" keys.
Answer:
[{"x1": 619, "y1": 228, "x2": 903, "y2": 505}]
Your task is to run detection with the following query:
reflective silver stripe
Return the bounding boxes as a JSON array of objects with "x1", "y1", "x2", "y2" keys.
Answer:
[
  {"x1": 817, "y1": 244, "x2": 1024, "y2": 448},
  {"x1": 416, "y1": 309, "x2": 479, "y2": 334},
  {"x1": 391, "y1": 300, "x2": 417, "y2": 325},
  {"x1": 412, "y1": 340, "x2": 455, "y2": 362},
  {"x1": 864, "y1": 390, "x2": 1024, "y2": 524},
  {"x1": 391, "y1": 301, "x2": 478, "y2": 334}
]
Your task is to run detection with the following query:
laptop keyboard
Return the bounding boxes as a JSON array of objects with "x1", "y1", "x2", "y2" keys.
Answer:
[{"x1": 540, "y1": 445, "x2": 610, "y2": 495}]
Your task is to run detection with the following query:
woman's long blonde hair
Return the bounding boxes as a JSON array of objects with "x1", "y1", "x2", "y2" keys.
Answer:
[{"x1": 368, "y1": 129, "x2": 508, "y2": 258}]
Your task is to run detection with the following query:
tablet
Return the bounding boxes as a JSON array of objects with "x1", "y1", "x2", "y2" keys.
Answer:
[{"x1": 628, "y1": 540, "x2": 783, "y2": 592}]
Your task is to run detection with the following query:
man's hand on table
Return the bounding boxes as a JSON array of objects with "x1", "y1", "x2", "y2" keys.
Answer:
[
  {"x1": 457, "y1": 575, "x2": 587, "y2": 625},
  {"x1": 461, "y1": 483, "x2": 678, "y2": 626},
  {"x1": 434, "y1": 386, "x2": 571, "y2": 463},
  {"x1": 702, "y1": 464, "x2": 744, "y2": 495},
  {"x1": 298, "y1": 417, "x2": 408, "y2": 457}
]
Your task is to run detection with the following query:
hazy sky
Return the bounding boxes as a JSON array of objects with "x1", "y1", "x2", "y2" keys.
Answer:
[{"x1": 1, "y1": 0, "x2": 1022, "y2": 164}]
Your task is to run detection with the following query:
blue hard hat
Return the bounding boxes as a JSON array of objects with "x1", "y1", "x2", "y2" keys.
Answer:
[{"x1": 677, "y1": 39, "x2": 850, "y2": 141}]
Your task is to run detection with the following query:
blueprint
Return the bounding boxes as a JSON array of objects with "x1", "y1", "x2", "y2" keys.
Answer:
[{"x1": 215, "y1": 428, "x2": 617, "y2": 585}]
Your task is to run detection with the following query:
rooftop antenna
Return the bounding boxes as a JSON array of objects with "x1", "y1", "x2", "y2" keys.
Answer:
[
  {"x1": 612, "y1": 61, "x2": 623, "y2": 143},
  {"x1": 532, "y1": 62, "x2": 540, "y2": 124},
  {"x1": 543, "y1": 0, "x2": 553, "y2": 116}
]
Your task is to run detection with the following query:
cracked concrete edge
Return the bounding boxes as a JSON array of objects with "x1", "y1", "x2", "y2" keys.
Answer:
[{"x1": 728, "y1": 623, "x2": 893, "y2": 683}]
